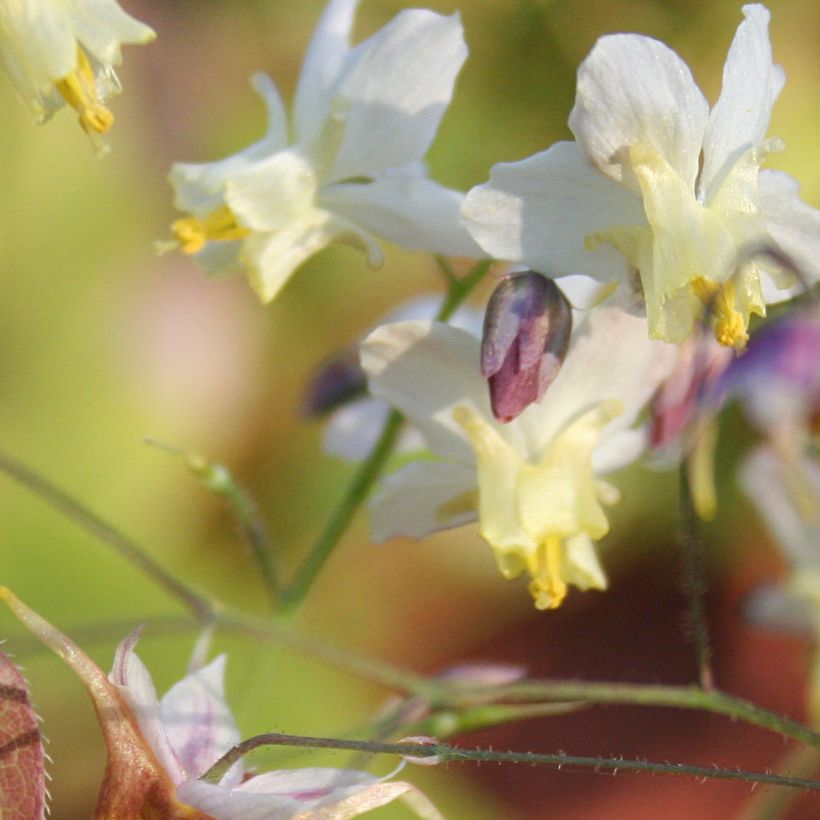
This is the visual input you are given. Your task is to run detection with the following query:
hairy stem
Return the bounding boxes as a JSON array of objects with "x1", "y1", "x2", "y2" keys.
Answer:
[
  {"x1": 201, "y1": 732, "x2": 820, "y2": 791},
  {"x1": 679, "y1": 462, "x2": 715, "y2": 689}
]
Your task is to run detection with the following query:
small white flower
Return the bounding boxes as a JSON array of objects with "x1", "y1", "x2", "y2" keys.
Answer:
[
  {"x1": 108, "y1": 635, "x2": 444, "y2": 819},
  {"x1": 0, "y1": 0, "x2": 154, "y2": 144},
  {"x1": 169, "y1": 0, "x2": 482, "y2": 304},
  {"x1": 361, "y1": 306, "x2": 676, "y2": 609},
  {"x1": 462, "y1": 4, "x2": 820, "y2": 349}
]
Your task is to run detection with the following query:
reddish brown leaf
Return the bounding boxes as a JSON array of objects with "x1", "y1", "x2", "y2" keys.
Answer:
[{"x1": 0, "y1": 648, "x2": 45, "y2": 820}]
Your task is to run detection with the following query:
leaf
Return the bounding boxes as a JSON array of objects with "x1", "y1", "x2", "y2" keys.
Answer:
[{"x1": 0, "y1": 648, "x2": 46, "y2": 820}]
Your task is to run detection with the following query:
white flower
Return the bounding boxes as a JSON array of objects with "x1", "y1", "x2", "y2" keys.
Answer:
[
  {"x1": 317, "y1": 295, "x2": 484, "y2": 461},
  {"x1": 0, "y1": 0, "x2": 154, "y2": 144},
  {"x1": 462, "y1": 4, "x2": 820, "y2": 349},
  {"x1": 0, "y1": 586, "x2": 445, "y2": 820},
  {"x1": 361, "y1": 305, "x2": 676, "y2": 609},
  {"x1": 169, "y1": 0, "x2": 482, "y2": 304},
  {"x1": 108, "y1": 635, "x2": 444, "y2": 819}
]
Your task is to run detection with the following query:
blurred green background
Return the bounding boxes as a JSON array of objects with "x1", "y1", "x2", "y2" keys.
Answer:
[{"x1": 0, "y1": 1, "x2": 817, "y2": 817}]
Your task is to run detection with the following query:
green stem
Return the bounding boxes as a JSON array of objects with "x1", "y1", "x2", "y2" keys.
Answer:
[
  {"x1": 433, "y1": 679, "x2": 820, "y2": 748},
  {"x1": 201, "y1": 732, "x2": 820, "y2": 791},
  {"x1": 279, "y1": 257, "x2": 492, "y2": 614},
  {"x1": 278, "y1": 409, "x2": 405, "y2": 614},
  {"x1": 2, "y1": 446, "x2": 817, "y2": 751},
  {"x1": 145, "y1": 439, "x2": 280, "y2": 606},
  {"x1": 435, "y1": 258, "x2": 492, "y2": 322},
  {"x1": 679, "y1": 462, "x2": 714, "y2": 690},
  {"x1": 0, "y1": 449, "x2": 215, "y2": 625}
]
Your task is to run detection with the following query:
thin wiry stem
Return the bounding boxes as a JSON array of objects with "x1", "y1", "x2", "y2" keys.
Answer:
[
  {"x1": 0, "y1": 449, "x2": 215, "y2": 625},
  {"x1": 679, "y1": 462, "x2": 715, "y2": 690},
  {"x1": 201, "y1": 732, "x2": 820, "y2": 791}
]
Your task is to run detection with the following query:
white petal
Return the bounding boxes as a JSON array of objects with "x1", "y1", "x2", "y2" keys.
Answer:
[
  {"x1": 159, "y1": 655, "x2": 242, "y2": 784},
  {"x1": 361, "y1": 320, "x2": 488, "y2": 463},
  {"x1": 324, "y1": 397, "x2": 392, "y2": 461},
  {"x1": 326, "y1": 10, "x2": 467, "y2": 180},
  {"x1": 0, "y1": 1, "x2": 76, "y2": 90},
  {"x1": 322, "y1": 176, "x2": 484, "y2": 258},
  {"x1": 462, "y1": 142, "x2": 645, "y2": 281},
  {"x1": 169, "y1": 75, "x2": 291, "y2": 215},
  {"x1": 568, "y1": 33, "x2": 709, "y2": 190},
  {"x1": 66, "y1": 0, "x2": 155, "y2": 64},
  {"x1": 370, "y1": 460, "x2": 477, "y2": 541},
  {"x1": 740, "y1": 445, "x2": 820, "y2": 570},
  {"x1": 700, "y1": 4, "x2": 784, "y2": 201},
  {"x1": 518, "y1": 306, "x2": 676, "y2": 458},
  {"x1": 293, "y1": 0, "x2": 360, "y2": 142},
  {"x1": 591, "y1": 427, "x2": 647, "y2": 474},
  {"x1": 177, "y1": 767, "x2": 442, "y2": 820},
  {"x1": 238, "y1": 209, "x2": 381, "y2": 304},
  {"x1": 758, "y1": 170, "x2": 820, "y2": 290},
  {"x1": 108, "y1": 633, "x2": 185, "y2": 785}
]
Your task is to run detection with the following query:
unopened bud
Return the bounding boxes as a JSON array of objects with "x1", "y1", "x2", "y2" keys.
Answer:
[
  {"x1": 302, "y1": 346, "x2": 367, "y2": 417},
  {"x1": 481, "y1": 272, "x2": 572, "y2": 423}
]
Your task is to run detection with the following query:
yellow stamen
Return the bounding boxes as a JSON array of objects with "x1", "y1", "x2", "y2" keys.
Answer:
[
  {"x1": 171, "y1": 206, "x2": 251, "y2": 255},
  {"x1": 692, "y1": 277, "x2": 748, "y2": 350},
  {"x1": 526, "y1": 537, "x2": 567, "y2": 610},
  {"x1": 56, "y1": 47, "x2": 114, "y2": 135}
]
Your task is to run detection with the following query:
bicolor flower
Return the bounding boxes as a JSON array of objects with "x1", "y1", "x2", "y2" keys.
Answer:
[
  {"x1": 361, "y1": 306, "x2": 676, "y2": 610},
  {"x1": 0, "y1": 0, "x2": 154, "y2": 147},
  {"x1": 463, "y1": 4, "x2": 820, "y2": 348},
  {"x1": 0, "y1": 588, "x2": 443, "y2": 819},
  {"x1": 169, "y1": 0, "x2": 482, "y2": 304}
]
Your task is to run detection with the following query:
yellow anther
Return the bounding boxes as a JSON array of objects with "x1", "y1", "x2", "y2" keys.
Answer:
[
  {"x1": 526, "y1": 538, "x2": 567, "y2": 610},
  {"x1": 171, "y1": 206, "x2": 251, "y2": 255},
  {"x1": 56, "y1": 47, "x2": 114, "y2": 135},
  {"x1": 692, "y1": 277, "x2": 748, "y2": 350}
]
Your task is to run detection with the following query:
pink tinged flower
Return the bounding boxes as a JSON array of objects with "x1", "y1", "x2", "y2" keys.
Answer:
[
  {"x1": 649, "y1": 333, "x2": 733, "y2": 455},
  {"x1": 361, "y1": 306, "x2": 677, "y2": 609},
  {"x1": 481, "y1": 272, "x2": 572, "y2": 423},
  {"x1": 462, "y1": 4, "x2": 820, "y2": 349},
  {"x1": 0, "y1": 588, "x2": 443, "y2": 820},
  {"x1": 0, "y1": 648, "x2": 46, "y2": 820},
  {"x1": 168, "y1": 0, "x2": 482, "y2": 304}
]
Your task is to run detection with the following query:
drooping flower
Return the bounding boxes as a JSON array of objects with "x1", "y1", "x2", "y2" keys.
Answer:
[
  {"x1": 462, "y1": 4, "x2": 820, "y2": 349},
  {"x1": 361, "y1": 306, "x2": 676, "y2": 610},
  {"x1": 168, "y1": 0, "x2": 482, "y2": 304},
  {"x1": 0, "y1": 0, "x2": 155, "y2": 148},
  {"x1": 0, "y1": 588, "x2": 443, "y2": 819}
]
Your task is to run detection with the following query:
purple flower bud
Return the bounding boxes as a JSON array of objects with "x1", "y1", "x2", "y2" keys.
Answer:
[
  {"x1": 481, "y1": 272, "x2": 572, "y2": 423},
  {"x1": 302, "y1": 346, "x2": 367, "y2": 417}
]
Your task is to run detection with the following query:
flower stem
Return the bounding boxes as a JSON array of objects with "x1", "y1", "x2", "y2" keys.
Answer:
[
  {"x1": 434, "y1": 679, "x2": 820, "y2": 748},
  {"x1": 0, "y1": 449, "x2": 215, "y2": 625},
  {"x1": 278, "y1": 257, "x2": 492, "y2": 614},
  {"x1": 278, "y1": 408, "x2": 405, "y2": 614},
  {"x1": 679, "y1": 461, "x2": 715, "y2": 690},
  {"x1": 201, "y1": 732, "x2": 820, "y2": 791}
]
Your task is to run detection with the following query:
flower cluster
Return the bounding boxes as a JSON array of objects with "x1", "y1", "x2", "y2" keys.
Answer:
[{"x1": 2, "y1": 0, "x2": 819, "y2": 813}]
